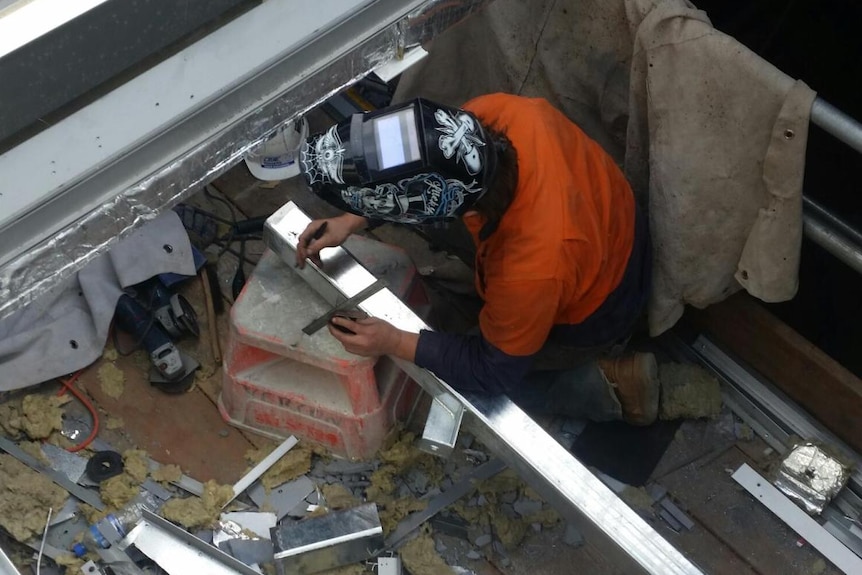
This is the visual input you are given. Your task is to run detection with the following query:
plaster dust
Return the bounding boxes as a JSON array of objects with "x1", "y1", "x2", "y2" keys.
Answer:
[
  {"x1": 0, "y1": 394, "x2": 69, "y2": 439},
  {"x1": 105, "y1": 415, "x2": 125, "y2": 430},
  {"x1": 99, "y1": 450, "x2": 152, "y2": 510},
  {"x1": 160, "y1": 479, "x2": 234, "y2": 529},
  {"x1": 102, "y1": 346, "x2": 119, "y2": 362},
  {"x1": 97, "y1": 362, "x2": 125, "y2": 399},
  {"x1": 659, "y1": 362, "x2": 723, "y2": 421},
  {"x1": 0, "y1": 454, "x2": 68, "y2": 541},
  {"x1": 377, "y1": 496, "x2": 427, "y2": 535},
  {"x1": 245, "y1": 442, "x2": 319, "y2": 490},
  {"x1": 320, "y1": 483, "x2": 358, "y2": 510},
  {"x1": 400, "y1": 530, "x2": 455, "y2": 575},
  {"x1": 367, "y1": 430, "x2": 443, "y2": 502},
  {"x1": 19, "y1": 441, "x2": 50, "y2": 465},
  {"x1": 151, "y1": 463, "x2": 183, "y2": 483}
]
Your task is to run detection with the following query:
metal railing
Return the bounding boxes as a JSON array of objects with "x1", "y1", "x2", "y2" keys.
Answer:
[{"x1": 804, "y1": 99, "x2": 862, "y2": 275}]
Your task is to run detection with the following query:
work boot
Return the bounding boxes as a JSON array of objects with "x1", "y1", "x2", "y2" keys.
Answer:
[{"x1": 597, "y1": 352, "x2": 660, "y2": 426}]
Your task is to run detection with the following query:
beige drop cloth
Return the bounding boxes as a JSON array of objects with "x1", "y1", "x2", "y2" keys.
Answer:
[{"x1": 394, "y1": 0, "x2": 816, "y2": 335}]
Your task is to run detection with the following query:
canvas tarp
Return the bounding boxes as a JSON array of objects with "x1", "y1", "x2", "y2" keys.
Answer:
[{"x1": 393, "y1": 0, "x2": 816, "y2": 335}]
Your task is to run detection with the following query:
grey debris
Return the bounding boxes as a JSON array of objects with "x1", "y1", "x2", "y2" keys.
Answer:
[
  {"x1": 462, "y1": 449, "x2": 489, "y2": 463},
  {"x1": 492, "y1": 540, "x2": 507, "y2": 556},
  {"x1": 41, "y1": 443, "x2": 89, "y2": 484},
  {"x1": 440, "y1": 478, "x2": 453, "y2": 492},
  {"x1": 645, "y1": 482, "x2": 668, "y2": 503},
  {"x1": 248, "y1": 476, "x2": 315, "y2": 520},
  {"x1": 531, "y1": 522, "x2": 542, "y2": 534},
  {"x1": 49, "y1": 498, "x2": 78, "y2": 526},
  {"x1": 499, "y1": 556, "x2": 511, "y2": 567},
  {"x1": 563, "y1": 523, "x2": 585, "y2": 547},
  {"x1": 324, "y1": 475, "x2": 338, "y2": 484},
  {"x1": 406, "y1": 469, "x2": 429, "y2": 494},
  {"x1": 435, "y1": 538, "x2": 447, "y2": 553},
  {"x1": 467, "y1": 497, "x2": 478, "y2": 508},
  {"x1": 473, "y1": 534, "x2": 492, "y2": 548},
  {"x1": 500, "y1": 503, "x2": 518, "y2": 519},
  {"x1": 458, "y1": 433, "x2": 475, "y2": 449},
  {"x1": 224, "y1": 538, "x2": 275, "y2": 566},
  {"x1": 658, "y1": 509, "x2": 683, "y2": 533},
  {"x1": 500, "y1": 491, "x2": 518, "y2": 504},
  {"x1": 397, "y1": 484, "x2": 413, "y2": 499},
  {"x1": 466, "y1": 550, "x2": 482, "y2": 560},
  {"x1": 513, "y1": 499, "x2": 543, "y2": 517},
  {"x1": 659, "y1": 498, "x2": 695, "y2": 530},
  {"x1": 142, "y1": 479, "x2": 174, "y2": 502},
  {"x1": 424, "y1": 486, "x2": 442, "y2": 498}
]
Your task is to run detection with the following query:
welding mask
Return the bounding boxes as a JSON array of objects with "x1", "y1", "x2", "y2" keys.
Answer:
[{"x1": 300, "y1": 98, "x2": 496, "y2": 224}]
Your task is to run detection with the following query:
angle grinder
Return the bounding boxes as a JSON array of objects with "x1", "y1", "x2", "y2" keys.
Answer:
[{"x1": 113, "y1": 281, "x2": 200, "y2": 393}]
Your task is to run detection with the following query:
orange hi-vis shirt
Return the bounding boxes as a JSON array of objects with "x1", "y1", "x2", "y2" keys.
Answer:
[{"x1": 461, "y1": 93, "x2": 635, "y2": 357}]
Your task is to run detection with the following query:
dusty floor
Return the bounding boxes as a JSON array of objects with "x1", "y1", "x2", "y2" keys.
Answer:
[{"x1": 0, "y1": 159, "x2": 846, "y2": 575}]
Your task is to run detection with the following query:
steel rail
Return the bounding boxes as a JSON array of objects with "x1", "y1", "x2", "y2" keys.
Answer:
[
  {"x1": 811, "y1": 98, "x2": 862, "y2": 156},
  {"x1": 264, "y1": 201, "x2": 705, "y2": 575}
]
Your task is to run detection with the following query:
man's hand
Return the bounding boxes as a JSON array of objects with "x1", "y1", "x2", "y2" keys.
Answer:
[
  {"x1": 295, "y1": 213, "x2": 368, "y2": 269},
  {"x1": 328, "y1": 316, "x2": 418, "y2": 362}
]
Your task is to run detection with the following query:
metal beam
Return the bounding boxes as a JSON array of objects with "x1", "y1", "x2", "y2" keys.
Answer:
[
  {"x1": 0, "y1": 0, "x2": 494, "y2": 321},
  {"x1": 264, "y1": 201, "x2": 704, "y2": 575}
]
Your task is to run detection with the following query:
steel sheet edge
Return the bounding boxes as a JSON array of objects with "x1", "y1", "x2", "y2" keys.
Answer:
[
  {"x1": 264, "y1": 201, "x2": 705, "y2": 575},
  {"x1": 0, "y1": 0, "x2": 494, "y2": 320}
]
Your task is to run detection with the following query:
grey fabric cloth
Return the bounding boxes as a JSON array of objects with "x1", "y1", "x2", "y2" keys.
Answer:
[
  {"x1": 393, "y1": 0, "x2": 816, "y2": 336},
  {"x1": 0, "y1": 212, "x2": 195, "y2": 391}
]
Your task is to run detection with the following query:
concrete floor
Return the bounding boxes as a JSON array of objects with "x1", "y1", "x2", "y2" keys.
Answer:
[{"x1": 0, "y1": 160, "x2": 846, "y2": 575}]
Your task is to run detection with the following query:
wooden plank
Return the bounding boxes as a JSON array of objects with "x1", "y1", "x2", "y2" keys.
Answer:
[{"x1": 689, "y1": 292, "x2": 862, "y2": 454}]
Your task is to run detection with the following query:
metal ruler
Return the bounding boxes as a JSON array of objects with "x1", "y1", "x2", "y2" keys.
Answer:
[
  {"x1": 301, "y1": 279, "x2": 386, "y2": 335},
  {"x1": 0, "y1": 436, "x2": 105, "y2": 510}
]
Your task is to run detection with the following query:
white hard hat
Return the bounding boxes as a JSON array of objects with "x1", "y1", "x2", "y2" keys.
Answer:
[{"x1": 244, "y1": 117, "x2": 309, "y2": 181}]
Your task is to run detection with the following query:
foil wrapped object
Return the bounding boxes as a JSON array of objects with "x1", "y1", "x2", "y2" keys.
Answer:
[{"x1": 773, "y1": 442, "x2": 851, "y2": 515}]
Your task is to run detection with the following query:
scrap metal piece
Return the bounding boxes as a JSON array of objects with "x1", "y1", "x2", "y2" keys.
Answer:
[
  {"x1": 141, "y1": 479, "x2": 174, "y2": 502},
  {"x1": 41, "y1": 443, "x2": 89, "y2": 484},
  {"x1": 658, "y1": 499, "x2": 695, "y2": 531},
  {"x1": 0, "y1": 544, "x2": 22, "y2": 575},
  {"x1": 220, "y1": 512, "x2": 277, "y2": 540},
  {"x1": 146, "y1": 460, "x2": 204, "y2": 497},
  {"x1": 417, "y1": 392, "x2": 465, "y2": 457},
  {"x1": 733, "y1": 463, "x2": 862, "y2": 574},
  {"x1": 272, "y1": 503, "x2": 384, "y2": 574},
  {"x1": 0, "y1": 436, "x2": 104, "y2": 510},
  {"x1": 774, "y1": 442, "x2": 851, "y2": 515},
  {"x1": 220, "y1": 538, "x2": 275, "y2": 567},
  {"x1": 248, "y1": 476, "x2": 316, "y2": 521},
  {"x1": 120, "y1": 510, "x2": 260, "y2": 575},
  {"x1": 225, "y1": 436, "x2": 299, "y2": 507}
]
